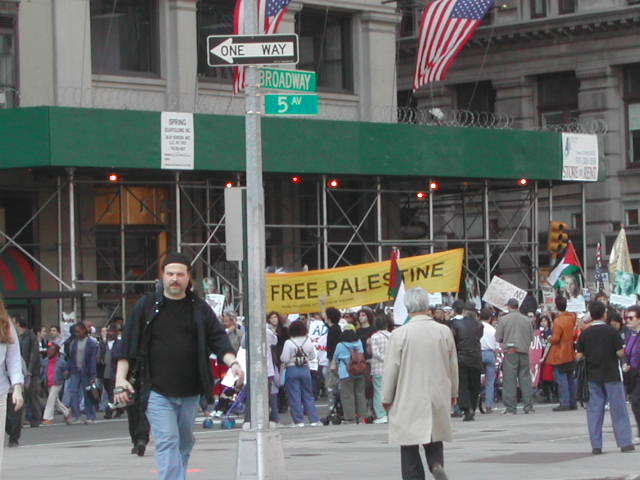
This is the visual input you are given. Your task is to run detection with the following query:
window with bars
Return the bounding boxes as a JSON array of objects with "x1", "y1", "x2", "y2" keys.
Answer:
[
  {"x1": 530, "y1": 0, "x2": 547, "y2": 18},
  {"x1": 90, "y1": 0, "x2": 160, "y2": 76},
  {"x1": 456, "y1": 81, "x2": 495, "y2": 113},
  {"x1": 0, "y1": 14, "x2": 17, "y2": 107},
  {"x1": 196, "y1": 0, "x2": 234, "y2": 84},
  {"x1": 296, "y1": 8, "x2": 353, "y2": 93},
  {"x1": 538, "y1": 72, "x2": 579, "y2": 128},
  {"x1": 624, "y1": 64, "x2": 640, "y2": 166}
]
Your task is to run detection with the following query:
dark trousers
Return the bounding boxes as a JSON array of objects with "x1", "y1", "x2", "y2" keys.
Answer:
[
  {"x1": 400, "y1": 442, "x2": 444, "y2": 480},
  {"x1": 458, "y1": 365, "x2": 482, "y2": 413},
  {"x1": 5, "y1": 393, "x2": 23, "y2": 443},
  {"x1": 630, "y1": 375, "x2": 640, "y2": 437},
  {"x1": 25, "y1": 379, "x2": 42, "y2": 423},
  {"x1": 127, "y1": 404, "x2": 150, "y2": 446}
]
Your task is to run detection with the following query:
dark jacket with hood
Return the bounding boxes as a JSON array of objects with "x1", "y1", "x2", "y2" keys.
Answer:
[{"x1": 116, "y1": 288, "x2": 234, "y2": 413}]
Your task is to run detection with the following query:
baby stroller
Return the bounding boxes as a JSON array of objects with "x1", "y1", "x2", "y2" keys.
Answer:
[
  {"x1": 207, "y1": 386, "x2": 246, "y2": 429},
  {"x1": 321, "y1": 392, "x2": 344, "y2": 425}
]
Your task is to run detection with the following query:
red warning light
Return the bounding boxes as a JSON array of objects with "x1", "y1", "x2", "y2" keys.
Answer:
[
  {"x1": 224, "y1": 181, "x2": 235, "y2": 188},
  {"x1": 429, "y1": 181, "x2": 440, "y2": 191},
  {"x1": 416, "y1": 191, "x2": 427, "y2": 200},
  {"x1": 108, "y1": 173, "x2": 121, "y2": 182},
  {"x1": 518, "y1": 178, "x2": 529, "y2": 186},
  {"x1": 291, "y1": 176, "x2": 302, "y2": 184},
  {"x1": 327, "y1": 178, "x2": 340, "y2": 189}
]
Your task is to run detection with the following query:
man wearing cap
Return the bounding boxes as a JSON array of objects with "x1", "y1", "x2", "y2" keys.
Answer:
[
  {"x1": 450, "y1": 301, "x2": 483, "y2": 421},
  {"x1": 114, "y1": 252, "x2": 244, "y2": 480},
  {"x1": 495, "y1": 298, "x2": 534, "y2": 414}
]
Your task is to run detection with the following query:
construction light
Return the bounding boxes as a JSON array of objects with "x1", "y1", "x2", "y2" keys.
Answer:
[
  {"x1": 416, "y1": 191, "x2": 427, "y2": 200},
  {"x1": 291, "y1": 176, "x2": 302, "y2": 184},
  {"x1": 518, "y1": 178, "x2": 529, "y2": 186},
  {"x1": 429, "y1": 181, "x2": 440, "y2": 191},
  {"x1": 547, "y1": 221, "x2": 570, "y2": 259},
  {"x1": 108, "y1": 173, "x2": 121, "y2": 182},
  {"x1": 327, "y1": 178, "x2": 340, "y2": 189},
  {"x1": 224, "y1": 181, "x2": 235, "y2": 189}
]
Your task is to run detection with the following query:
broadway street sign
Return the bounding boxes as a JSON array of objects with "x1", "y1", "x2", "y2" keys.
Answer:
[
  {"x1": 207, "y1": 34, "x2": 298, "y2": 67},
  {"x1": 259, "y1": 68, "x2": 317, "y2": 93}
]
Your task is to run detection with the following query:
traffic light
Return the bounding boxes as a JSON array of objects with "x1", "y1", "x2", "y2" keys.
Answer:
[{"x1": 547, "y1": 221, "x2": 569, "y2": 259}]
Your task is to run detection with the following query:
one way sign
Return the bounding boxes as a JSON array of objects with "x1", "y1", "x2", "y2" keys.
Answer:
[{"x1": 207, "y1": 34, "x2": 299, "y2": 67}]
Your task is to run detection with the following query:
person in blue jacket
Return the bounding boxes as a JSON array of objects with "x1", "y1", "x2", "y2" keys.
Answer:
[
  {"x1": 334, "y1": 324, "x2": 367, "y2": 423},
  {"x1": 66, "y1": 322, "x2": 99, "y2": 424}
]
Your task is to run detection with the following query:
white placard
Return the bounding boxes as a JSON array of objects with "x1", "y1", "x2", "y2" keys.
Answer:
[
  {"x1": 161, "y1": 112, "x2": 194, "y2": 170},
  {"x1": 610, "y1": 294, "x2": 637, "y2": 308},
  {"x1": 429, "y1": 292, "x2": 443, "y2": 306},
  {"x1": 205, "y1": 293, "x2": 226, "y2": 318},
  {"x1": 482, "y1": 276, "x2": 527, "y2": 312},
  {"x1": 561, "y1": 133, "x2": 598, "y2": 182}
]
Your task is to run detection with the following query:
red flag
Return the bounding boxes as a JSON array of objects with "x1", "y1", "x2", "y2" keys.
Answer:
[
  {"x1": 388, "y1": 248, "x2": 402, "y2": 299},
  {"x1": 412, "y1": 0, "x2": 494, "y2": 92},
  {"x1": 232, "y1": 0, "x2": 291, "y2": 95}
]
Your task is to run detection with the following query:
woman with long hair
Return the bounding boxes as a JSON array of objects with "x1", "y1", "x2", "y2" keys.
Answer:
[{"x1": 0, "y1": 297, "x2": 24, "y2": 461}]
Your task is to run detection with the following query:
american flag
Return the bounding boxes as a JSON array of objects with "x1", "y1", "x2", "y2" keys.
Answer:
[
  {"x1": 412, "y1": 0, "x2": 494, "y2": 92},
  {"x1": 232, "y1": 0, "x2": 291, "y2": 94}
]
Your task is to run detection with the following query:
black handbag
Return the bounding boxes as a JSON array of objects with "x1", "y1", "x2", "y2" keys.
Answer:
[{"x1": 85, "y1": 383, "x2": 102, "y2": 406}]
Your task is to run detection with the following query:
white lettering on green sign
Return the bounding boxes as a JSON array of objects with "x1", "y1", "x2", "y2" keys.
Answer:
[{"x1": 259, "y1": 69, "x2": 317, "y2": 92}]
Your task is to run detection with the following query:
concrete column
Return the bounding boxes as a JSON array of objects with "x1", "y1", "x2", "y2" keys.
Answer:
[
  {"x1": 493, "y1": 76, "x2": 536, "y2": 129},
  {"x1": 165, "y1": 0, "x2": 198, "y2": 111}
]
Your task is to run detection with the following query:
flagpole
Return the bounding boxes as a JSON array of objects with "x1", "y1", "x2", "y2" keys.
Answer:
[{"x1": 235, "y1": 0, "x2": 286, "y2": 477}]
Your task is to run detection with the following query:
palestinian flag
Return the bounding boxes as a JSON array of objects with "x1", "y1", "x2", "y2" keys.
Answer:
[
  {"x1": 389, "y1": 248, "x2": 408, "y2": 325},
  {"x1": 547, "y1": 242, "x2": 582, "y2": 287}
]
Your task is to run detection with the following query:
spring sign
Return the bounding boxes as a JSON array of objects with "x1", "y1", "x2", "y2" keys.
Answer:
[{"x1": 266, "y1": 248, "x2": 464, "y2": 314}]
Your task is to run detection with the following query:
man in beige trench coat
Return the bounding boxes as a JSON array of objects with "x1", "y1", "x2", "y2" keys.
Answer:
[{"x1": 382, "y1": 287, "x2": 459, "y2": 480}]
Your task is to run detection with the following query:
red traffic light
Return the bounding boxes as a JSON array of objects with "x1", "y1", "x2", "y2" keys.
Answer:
[
  {"x1": 224, "y1": 181, "x2": 235, "y2": 188},
  {"x1": 518, "y1": 178, "x2": 529, "y2": 186},
  {"x1": 416, "y1": 191, "x2": 427, "y2": 200},
  {"x1": 429, "y1": 181, "x2": 440, "y2": 191},
  {"x1": 291, "y1": 176, "x2": 302, "y2": 184},
  {"x1": 108, "y1": 173, "x2": 121, "y2": 182},
  {"x1": 327, "y1": 178, "x2": 340, "y2": 189}
]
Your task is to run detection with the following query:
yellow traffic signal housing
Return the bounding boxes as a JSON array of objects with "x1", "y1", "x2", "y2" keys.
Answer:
[{"x1": 547, "y1": 221, "x2": 569, "y2": 258}]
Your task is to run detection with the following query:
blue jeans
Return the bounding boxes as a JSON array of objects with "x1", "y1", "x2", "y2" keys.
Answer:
[
  {"x1": 69, "y1": 373, "x2": 96, "y2": 421},
  {"x1": 553, "y1": 366, "x2": 576, "y2": 407},
  {"x1": 586, "y1": 381, "x2": 633, "y2": 449},
  {"x1": 372, "y1": 374, "x2": 385, "y2": 419},
  {"x1": 284, "y1": 365, "x2": 319, "y2": 424},
  {"x1": 146, "y1": 390, "x2": 200, "y2": 480},
  {"x1": 482, "y1": 350, "x2": 496, "y2": 409}
]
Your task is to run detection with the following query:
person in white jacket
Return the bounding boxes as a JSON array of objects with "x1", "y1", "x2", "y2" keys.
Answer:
[{"x1": 0, "y1": 298, "x2": 24, "y2": 463}]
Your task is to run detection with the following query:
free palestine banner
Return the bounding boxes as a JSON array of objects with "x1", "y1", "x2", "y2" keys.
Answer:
[{"x1": 266, "y1": 248, "x2": 464, "y2": 314}]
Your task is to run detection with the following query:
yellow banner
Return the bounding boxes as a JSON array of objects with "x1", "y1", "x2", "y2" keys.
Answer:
[{"x1": 266, "y1": 248, "x2": 464, "y2": 314}]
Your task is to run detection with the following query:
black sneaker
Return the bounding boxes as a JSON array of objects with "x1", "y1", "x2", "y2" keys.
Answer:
[
  {"x1": 592, "y1": 448, "x2": 602, "y2": 455},
  {"x1": 621, "y1": 445, "x2": 635, "y2": 453}
]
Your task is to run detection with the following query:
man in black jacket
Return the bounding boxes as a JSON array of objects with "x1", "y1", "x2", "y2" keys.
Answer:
[
  {"x1": 114, "y1": 252, "x2": 244, "y2": 480},
  {"x1": 15, "y1": 316, "x2": 42, "y2": 428},
  {"x1": 450, "y1": 301, "x2": 483, "y2": 421}
]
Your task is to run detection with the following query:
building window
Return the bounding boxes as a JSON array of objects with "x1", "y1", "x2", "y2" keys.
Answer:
[
  {"x1": 456, "y1": 81, "x2": 495, "y2": 113},
  {"x1": 197, "y1": 0, "x2": 234, "y2": 84},
  {"x1": 398, "y1": 2, "x2": 420, "y2": 38},
  {"x1": 0, "y1": 15, "x2": 17, "y2": 107},
  {"x1": 559, "y1": 0, "x2": 576, "y2": 14},
  {"x1": 530, "y1": 0, "x2": 547, "y2": 18},
  {"x1": 626, "y1": 209, "x2": 639, "y2": 226},
  {"x1": 90, "y1": 0, "x2": 160, "y2": 76},
  {"x1": 572, "y1": 213, "x2": 583, "y2": 230},
  {"x1": 624, "y1": 64, "x2": 640, "y2": 166},
  {"x1": 296, "y1": 8, "x2": 353, "y2": 93},
  {"x1": 538, "y1": 72, "x2": 579, "y2": 127}
]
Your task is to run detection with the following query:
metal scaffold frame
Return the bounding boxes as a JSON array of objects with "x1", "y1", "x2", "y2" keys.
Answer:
[{"x1": 0, "y1": 169, "x2": 590, "y2": 325}]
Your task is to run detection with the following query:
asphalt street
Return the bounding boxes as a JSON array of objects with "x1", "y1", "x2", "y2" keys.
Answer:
[{"x1": 3, "y1": 403, "x2": 640, "y2": 480}]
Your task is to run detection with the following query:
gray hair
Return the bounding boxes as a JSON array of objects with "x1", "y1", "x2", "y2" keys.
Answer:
[{"x1": 404, "y1": 287, "x2": 431, "y2": 314}]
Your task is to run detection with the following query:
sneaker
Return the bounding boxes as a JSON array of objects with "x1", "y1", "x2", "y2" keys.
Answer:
[
  {"x1": 524, "y1": 407, "x2": 535, "y2": 414},
  {"x1": 64, "y1": 413, "x2": 73, "y2": 425},
  {"x1": 70, "y1": 418, "x2": 84, "y2": 425},
  {"x1": 633, "y1": 437, "x2": 640, "y2": 445},
  {"x1": 484, "y1": 407, "x2": 493, "y2": 414},
  {"x1": 85, "y1": 419, "x2": 97, "y2": 425},
  {"x1": 621, "y1": 445, "x2": 635, "y2": 453},
  {"x1": 8, "y1": 440, "x2": 18, "y2": 448},
  {"x1": 42, "y1": 419, "x2": 54, "y2": 425},
  {"x1": 502, "y1": 409, "x2": 517, "y2": 415},
  {"x1": 431, "y1": 464, "x2": 449, "y2": 480},
  {"x1": 309, "y1": 422, "x2": 322, "y2": 427},
  {"x1": 592, "y1": 447, "x2": 602, "y2": 455},
  {"x1": 450, "y1": 411, "x2": 463, "y2": 418},
  {"x1": 373, "y1": 416, "x2": 388, "y2": 424},
  {"x1": 289, "y1": 423, "x2": 304, "y2": 428}
]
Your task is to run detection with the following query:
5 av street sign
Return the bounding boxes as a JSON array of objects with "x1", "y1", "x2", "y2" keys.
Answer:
[
  {"x1": 207, "y1": 34, "x2": 298, "y2": 67},
  {"x1": 264, "y1": 94, "x2": 319, "y2": 116}
]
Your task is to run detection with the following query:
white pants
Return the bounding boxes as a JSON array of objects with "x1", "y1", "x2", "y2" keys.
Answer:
[
  {"x1": 0, "y1": 393, "x2": 7, "y2": 471},
  {"x1": 43, "y1": 385, "x2": 70, "y2": 421}
]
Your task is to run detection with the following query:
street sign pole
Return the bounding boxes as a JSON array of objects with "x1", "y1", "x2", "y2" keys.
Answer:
[{"x1": 235, "y1": 0, "x2": 286, "y2": 478}]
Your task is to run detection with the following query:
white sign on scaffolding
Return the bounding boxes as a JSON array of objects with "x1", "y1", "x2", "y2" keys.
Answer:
[
  {"x1": 561, "y1": 133, "x2": 598, "y2": 182},
  {"x1": 161, "y1": 112, "x2": 194, "y2": 170}
]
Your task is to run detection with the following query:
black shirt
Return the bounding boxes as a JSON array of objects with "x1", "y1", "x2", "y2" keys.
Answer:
[
  {"x1": 149, "y1": 296, "x2": 200, "y2": 397},
  {"x1": 577, "y1": 323, "x2": 624, "y2": 383},
  {"x1": 326, "y1": 324, "x2": 342, "y2": 361}
]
